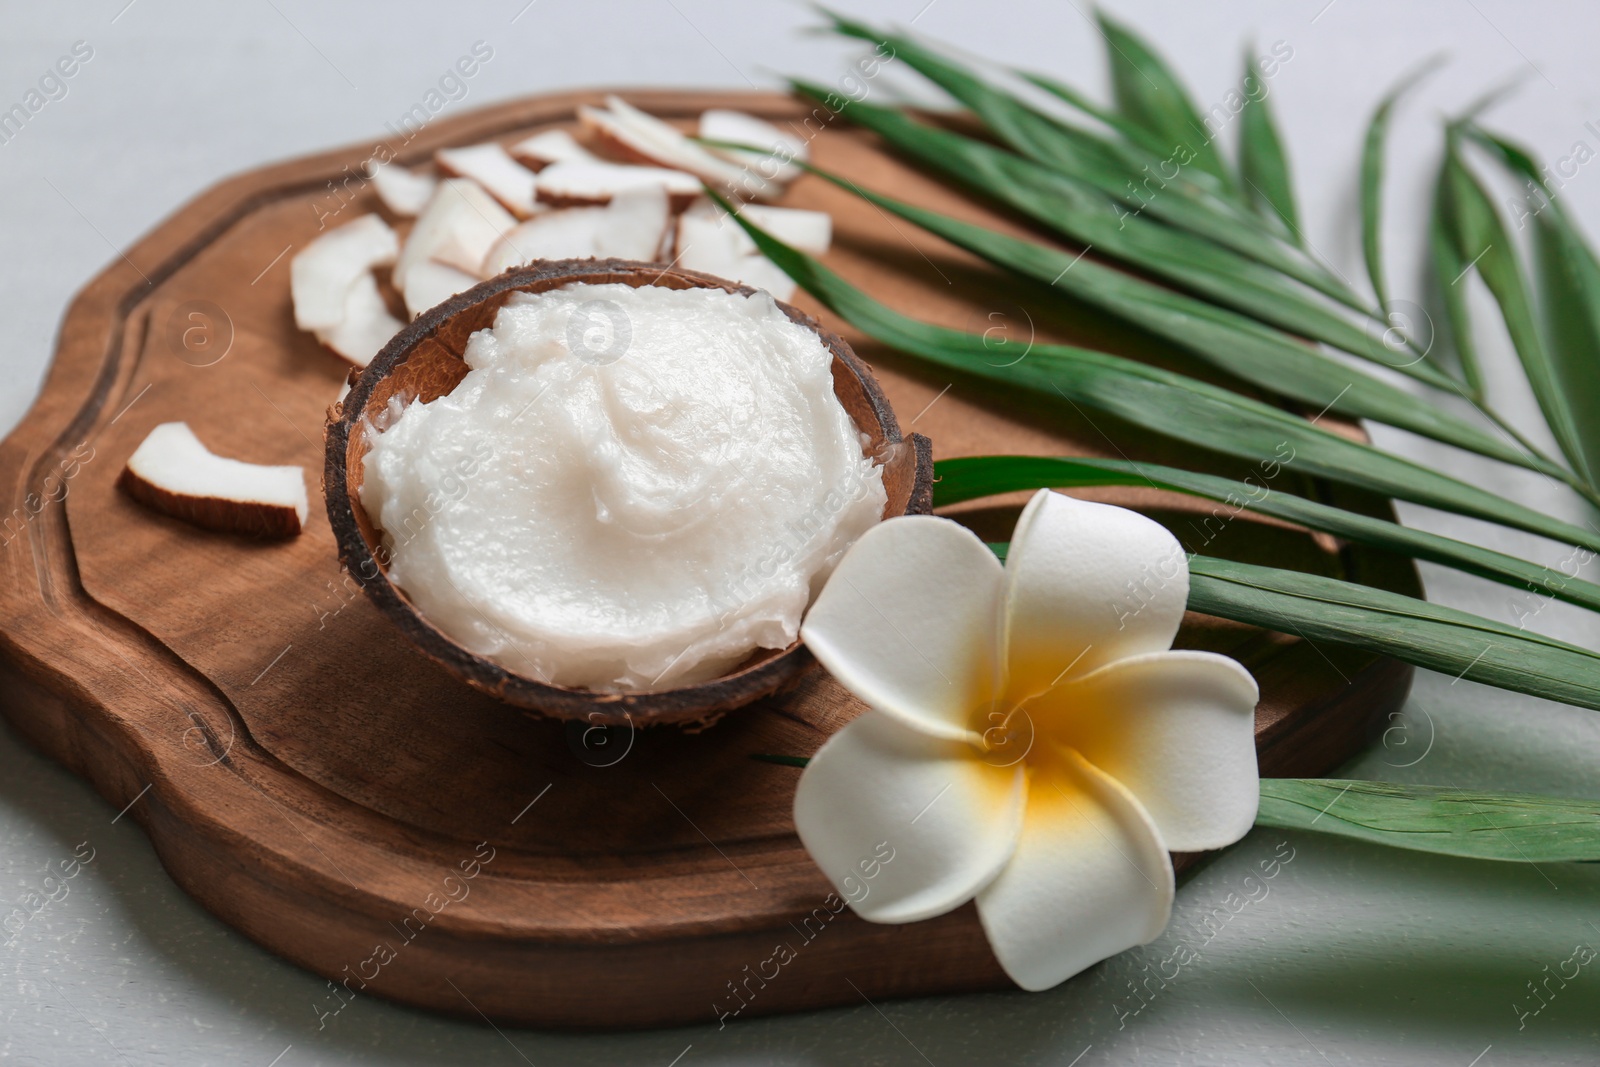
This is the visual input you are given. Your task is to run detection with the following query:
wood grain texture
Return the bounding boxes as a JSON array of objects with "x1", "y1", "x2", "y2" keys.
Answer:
[{"x1": 0, "y1": 89, "x2": 1417, "y2": 1030}]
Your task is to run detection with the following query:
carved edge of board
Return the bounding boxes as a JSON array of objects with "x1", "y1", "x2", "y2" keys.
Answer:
[{"x1": 0, "y1": 89, "x2": 1418, "y2": 1028}]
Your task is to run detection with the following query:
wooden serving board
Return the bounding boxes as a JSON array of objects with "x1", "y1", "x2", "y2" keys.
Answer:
[{"x1": 0, "y1": 90, "x2": 1417, "y2": 1030}]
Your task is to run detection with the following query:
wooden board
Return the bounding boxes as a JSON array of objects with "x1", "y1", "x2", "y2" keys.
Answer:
[{"x1": 0, "y1": 90, "x2": 1417, "y2": 1030}]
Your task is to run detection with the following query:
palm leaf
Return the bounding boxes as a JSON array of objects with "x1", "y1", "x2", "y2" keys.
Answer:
[
  {"x1": 790, "y1": 75, "x2": 1354, "y2": 310},
  {"x1": 1095, "y1": 10, "x2": 1237, "y2": 193},
  {"x1": 790, "y1": 42, "x2": 1357, "y2": 308},
  {"x1": 1361, "y1": 60, "x2": 1444, "y2": 311},
  {"x1": 714, "y1": 195, "x2": 1600, "y2": 556},
  {"x1": 1258, "y1": 780, "x2": 1600, "y2": 862},
  {"x1": 820, "y1": 14, "x2": 1158, "y2": 197},
  {"x1": 1238, "y1": 51, "x2": 1300, "y2": 238},
  {"x1": 1018, "y1": 67, "x2": 1176, "y2": 159},
  {"x1": 1186, "y1": 554, "x2": 1600, "y2": 710},
  {"x1": 980, "y1": 540, "x2": 1600, "y2": 711},
  {"x1": 935, "y1": 454, "x2": 1600, "y2": 616},
  {"x1": 1468, "y1": 125, "x2": 1600, "y2": 485},
  {"x1": 1438, "y1": 134, "x2": 1595, "y2": 486},
  {"x1": 1427, "y1": 168, "x2": 1487, "y2": 395},
  {"x1": 741, "y1": 759, "x2": 1600, "y2": 862},
  {"x1": 787, "y1": 88, "x2": 1454, "y2": 387},
  {"x1": 786, "y1": 158, "x2": 1561, "y2": 477}
]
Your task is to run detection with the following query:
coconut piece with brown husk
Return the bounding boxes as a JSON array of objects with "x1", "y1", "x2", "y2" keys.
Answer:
[
  {"x1": 435, "y1": 143, "x2": 541, "y2": 218},
  {"x1": 533, "y1": 160, "x2": 701, "y2": 211},
  {"x1": 120, "y1": 422, "x2": 307, "y2": 539},
  {"x1": 395, "y1": 178, "x2": 516, "y2": 284},
  {"x1": 371, "y1": 163, "x2": 437, "y2": 216},
  {"x1": 579, "y1": 95, "x2": 782, "y2": 201},
  {"x1": 480, "y1": 185, "x2": 671, "y2": 276},
  {"x1": 290, "y1": 215, "x2": 399, "y2": 332},
  {"x1": 674, "y1": 200, "x2": 827, "y2": 300},
  {"x1": 725, "y1": 202, "x2": 831, "y2": 255},
  {"x1": 403, "y1": 260, "x2": 481, "y2": 319},
  {"x1": 509, "y1": 128, "x2": 601, "y2": 170},
  {"x1": 480, "y1": 211, "x2": 608, "y2": 276},
  {"x1": 315, "y1": 272, "x2": 404, "y2": 367},
  {"x1": 698, "y1": 109, "x2": 808, "y2": 183}
]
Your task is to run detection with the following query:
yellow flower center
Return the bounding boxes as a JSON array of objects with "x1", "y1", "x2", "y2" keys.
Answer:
[{"x1": 968, "y1": 650, "x2": 1121, "y2": 779}]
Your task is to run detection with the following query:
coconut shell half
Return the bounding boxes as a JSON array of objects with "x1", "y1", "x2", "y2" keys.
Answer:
[{"x1": 324, "y1": 257, "x2": 932, "y2": 728}]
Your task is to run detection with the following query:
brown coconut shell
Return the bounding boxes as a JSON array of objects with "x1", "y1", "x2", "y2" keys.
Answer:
[{"x1": 324, "y1": 257, "x2": 932, "y2": 728}]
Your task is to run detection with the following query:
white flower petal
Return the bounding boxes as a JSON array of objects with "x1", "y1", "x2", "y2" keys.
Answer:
[
  {"x1": 794, "y1": 711, "x2": 1025, "y2": 924},
  {"x1": 976, "y1": 745, "x2": 1173, "y2": 991},
  {"x1": 1002, "y1": 490, "x2": 1188, "y2": 698},
  {"x1": 802, "y1": 516, "x2": 1004, "y2": 741},
  {"x1": 1047, "y1": 650, "x2": 1260, "y2": 852}
]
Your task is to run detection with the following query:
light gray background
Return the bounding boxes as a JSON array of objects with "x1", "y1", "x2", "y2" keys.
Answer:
[{"x1": 4, "y1": 0, "x2": 1600, "y2": 1064}]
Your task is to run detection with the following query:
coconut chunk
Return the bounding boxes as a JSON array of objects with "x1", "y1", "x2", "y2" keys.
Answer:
[
  {"x1": 404, "y1": 260, "x2": 480, "y2": 319},
  {"x1": 676, "y1": 200, "x2": 823, "y2": 299},
  {"x1": 680, "y1": 199, "x2": 831, "y2": 257},
  {"x1": 675, "y1": 202, "x2": 797, "y2": 300},
  {"x1": 481, "y1": 210, "x2": 607, "y2": 276},
  {"x1": 290, "y1": 215, "x2": 399, "y2": 332},
  {"x1": 699, "y1": 109, "x2": 808, "y2": 183},
  {"x1": 596, "y1": 184, "x2": 671, "y2": 260},
  {"x1": 394, "y1": 179, "x2": 516, "y2": 286},
  {"x1": 119, "y1": 422, "x2": 307, "y2": 539},
  {"x1": 371, "y1": 164, "x2": 437, "y2": 216},
  {"x1": 742, "y1": 203, "x2": 831, "y2": 255},
  {"x1": 726, "y1": 254, "x2": 796, "y2": 301},
  {"x1": 480, "y1": 185, "x2": 671, "y2": 276},
  {"x1": 675, "y1": 205, "x2": 744, "y2": 276},
  {"x1": 533, "y1": 160, "x2": 702, "y2": 210},
  {"x1": 509, "y1": 128, "x2": 602, "y2": 170},
  {"x1": 314, "y1": 273, "x2": 403, "y2": 368},
  {"x1": 436, "y1": 143, "x2": 542, "y2": 218},
  {"x1": 580, "y1": 96, "x2": 781, "y2": 201}
]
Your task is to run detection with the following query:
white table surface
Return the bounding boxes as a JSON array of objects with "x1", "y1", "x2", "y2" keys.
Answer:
[{"x1": 4, "y1": 1, "x2": 1600, "y2": 1063}]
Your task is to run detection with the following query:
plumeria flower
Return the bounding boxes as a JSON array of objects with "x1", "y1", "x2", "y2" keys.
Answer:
[{"x1": 795, "y1": 489, "x2": 1260, "y2": 991}]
